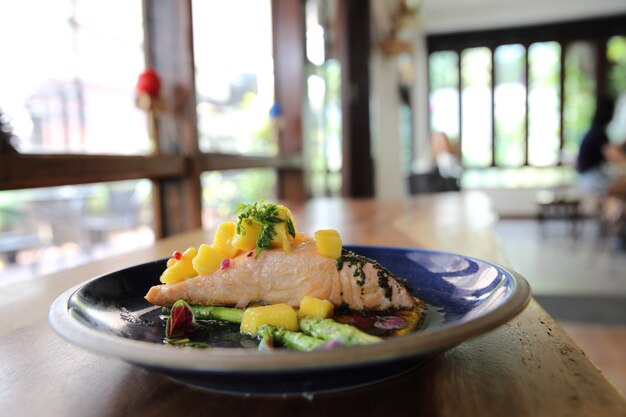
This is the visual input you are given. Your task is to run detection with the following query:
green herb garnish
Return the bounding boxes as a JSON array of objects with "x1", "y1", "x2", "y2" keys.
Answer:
[{"x1": 235, "y1": 200, "x2": 296, "y2": 257}]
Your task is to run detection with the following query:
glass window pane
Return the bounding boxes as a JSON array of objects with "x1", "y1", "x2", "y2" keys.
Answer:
[
  {"x1": 193, "y1": 0, "x2": 277, "y2": 156},
  {"x1": 304, "y1": 0, "x2": 342, "y2": 197},
  {"x1": 563, "y1": 41, "x2": 597, "y2": 163},
  {"x1": 494, "y1": 44, "x2": 526, "y2": 167},
  {"x1": 0, "y1": 181, "x2": 154, "y2": 282},
  {"x1": 607, "y1": 35, "x2": 626, "y2": 98},
  {"x1": 429, "y1": 51, "x2": 460, "y2": 142},
  {"x1": 607, "y1": 35, "x2": 626, "y2": 142},
  {"x1": 528, "y1": 42, "x2": 561, "y2": 167},
  {"x1": 461, "y1": 47, "x2": 492, "y2": 168},
  {"x1": 201, "y1": 169, "x2": 277, "y2": 228},
  {"x1": 307, "y1": 61, "x2": 343, "y2": 197},
  {"x1": 0, "y1": 0, "x2": 149, "y2": 154}
]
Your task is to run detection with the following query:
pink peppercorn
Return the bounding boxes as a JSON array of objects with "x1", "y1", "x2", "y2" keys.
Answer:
[{"x1": 220, "y1": 258, "x2": 231, "y2": 270}]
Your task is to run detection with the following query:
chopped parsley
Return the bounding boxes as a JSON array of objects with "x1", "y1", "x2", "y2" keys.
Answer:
[{"x1": 235, "y1": 200, "x2": 296, "y2": 257}]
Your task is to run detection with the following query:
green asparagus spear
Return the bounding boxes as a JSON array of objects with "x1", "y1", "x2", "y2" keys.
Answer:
[
  {"x1": 257, "y1": 324, "x2": 327, "y2": 351},
  {"x1": 299, "y1": 316, "x2": 382, "y2": 346},
  {"x1": 162, "y1": 305, "x2": 244, "y2": 324}
]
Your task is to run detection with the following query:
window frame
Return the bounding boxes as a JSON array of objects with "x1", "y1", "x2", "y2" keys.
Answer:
[
  {"x1": 0, "y1": 0, "x2": 304, "y2": 239},
  {"x1": 426, "y1": 14, "x2": 626, "y2": 169}
]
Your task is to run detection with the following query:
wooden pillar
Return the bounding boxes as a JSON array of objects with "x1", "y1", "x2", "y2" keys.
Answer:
[
  {"x1": 272, "y1": 0, "x2": 307, "y2": 202},
  {"x1": 337, "y1": 0, "x2": 374, "y2": 197},
  {"x1": 143, "y1": 0, "x2": 202, "y2": 237}
]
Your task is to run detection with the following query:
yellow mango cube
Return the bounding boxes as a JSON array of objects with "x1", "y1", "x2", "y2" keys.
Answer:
[
  {"x1": 232, "y1": 220, "x2": 261, "y2": 252},
  {"x1": 212, "y1": 221, "x2": 240, "y2": 258},
  {"x1": 160, "y1": 247, "x2": 198, "y2": 284},
  {"x1": 240, "y1": 304, "x2": 299, "y2": 336},
  {"x1": 314, "y1": 229, "x2": 343, "y2": 259},
  {"x1": 192, "y1": 244, "x2": 226, "y2": 276},
  {"x1": 271, "y1": 222, "x2": 292, "y2": 253},
  {"x1": 298, "y1": 296, "x2": 334, "y2": 319},
  {"x1": 277, "y1": 205, "x2": 297, "y2": 230}
]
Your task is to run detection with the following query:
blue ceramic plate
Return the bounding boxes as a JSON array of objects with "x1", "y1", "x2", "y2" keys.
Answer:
[{"x1": 49, "y1": 245, "x2": 531, "y2": 394}]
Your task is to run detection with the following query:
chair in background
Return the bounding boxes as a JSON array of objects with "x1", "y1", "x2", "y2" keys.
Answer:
[
  {"x1": 0, "y1": 207, "x2": 47, "y2": 266},
  {"x1": 81, "y1": 187, "x2": 147, "y2": 249},
  {"x1": 536, "y1": 187, "x2": 582, "y2": 239}
]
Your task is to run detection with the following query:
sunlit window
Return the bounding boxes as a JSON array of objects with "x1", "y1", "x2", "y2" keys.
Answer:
[
  {"x1": 304, "y1": 0, "x2": 342, "y2": 197},
  {"x1": 607, "y1": 36, "x2": 626, "y2": 142},
  {"x1": 429, "y1": 51, "x2": 460, "y2": 143},
  {"x1": 192, "y1": 0, "x2": 280, "y2": 218},
  {"x1": 192, "y1": 0, "x2": 276, "y2": 156},
  {"x1": 201, "y1": 169, "x2": 277, "y2": 228},
  {"x1": 0, "y1": 181, "x2": 154, "y2": 281},
  {"x1": 0, "y1": 1, "x2": 152, "y2": 281},
  {"x1": 528, "y1": 42, "x2": 561, "y2": 167},
  {"x1": 607, "y1": 36, "x2": 626, "y2": 98},
  {"x1": 427, "y1": 18, "x2": 626, "y2": 185},
  {"x1": 494, "y1": 44, "x2": 526, "y2": 167},
  {"x1": 563, "y1": 41, "x2": 597, "y2": 163},
  {"x1": 461, "y1": 47, "x2": 492, "y2": 168},
  {"x1": 0, "y1": 0, "x2": 148, "y2": 155}
]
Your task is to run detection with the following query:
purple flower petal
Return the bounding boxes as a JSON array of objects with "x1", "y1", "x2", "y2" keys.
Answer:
[
  {"x1": 374, "y1": 316, "x2": 408, "y2": 330},
  {"x1": 165, "y1": 299, "x2": 196, "y2": 338}
]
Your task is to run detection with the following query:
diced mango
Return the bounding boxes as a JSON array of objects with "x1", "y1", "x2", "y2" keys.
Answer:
[
  {"x1": 192, "y1": 244, "x2": 226, "y2": 276},
  {"x1": 271, "y1": 222, "x2": 292, "y2": 253},
  {"x1": 232, "y1": 219, "x2": 261, "y2": 252},
  {"x1": 160, "y1": 247, "x2": 198, "y2": 284},
  {"x1": 298, "y1": 296, "x2": 334, "y2": 319},
  {"x1": 277, "y1": 205, "x2": 297, "y2": 231},
  {"x1": 240, "y1": 304, "x2": 299, "y2": 336},
  {"x1": 314, "y1": 229, "x2": 342, "y2": 259},
  {"x1": 270, "y1": 205, "x2": 298, "y2": 252},
  {"x1": 212, "y1": 221, "x2": 240, "y2": 258}
]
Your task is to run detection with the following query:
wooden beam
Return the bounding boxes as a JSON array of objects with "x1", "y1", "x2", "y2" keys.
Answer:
[
  {"x1": 199, "y1": 153, "x2": 302, "y2": 172},
  {"x1": 144, "y1": 0, "x2": 203, "y2": 237},
  {"x1": 337, "y1": 0, "x2": 374, "y2": 197},
  {"x1": 272, "y1": 0, "x2": 306, "y2": 201},
  {"x1": 427, "y1": 14, "x2": 626, "y2": 52},
  {"x1": 0, "y1": 154, "x2": 186, "y2": 190}
]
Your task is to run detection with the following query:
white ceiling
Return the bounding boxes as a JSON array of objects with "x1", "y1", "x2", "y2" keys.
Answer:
[{"x1": 418, "y1": 0, "x2": 626, "y2": 34}]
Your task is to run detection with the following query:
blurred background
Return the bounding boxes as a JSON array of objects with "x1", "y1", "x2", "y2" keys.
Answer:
[
  {"x1": 0, "y1": 0, "x2": 626, "y2": 276},
  {"x1": 1, "y1": 0, "x2": 625, "y2": 394},
  {"x1": 0, "y1": 0, "x2": 625, "y2": 279}
]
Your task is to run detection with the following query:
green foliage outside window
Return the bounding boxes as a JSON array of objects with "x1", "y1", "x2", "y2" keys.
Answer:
[{"x1": 608, "y1": 36, "x2": 626, "y2": 97}]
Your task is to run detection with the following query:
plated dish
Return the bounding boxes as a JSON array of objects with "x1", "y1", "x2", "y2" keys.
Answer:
[{"x1": 49, "y1": 244, "x2": 531, "y2": 394}]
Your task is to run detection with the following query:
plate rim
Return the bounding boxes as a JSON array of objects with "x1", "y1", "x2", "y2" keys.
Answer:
[{"x1": 48, "y1": 245, "x2": 532, "y2": 374}]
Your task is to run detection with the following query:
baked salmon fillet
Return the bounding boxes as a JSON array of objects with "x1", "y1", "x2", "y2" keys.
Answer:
[{"x1": 145, "y1": 240, "x2": 416, "y2": 311}]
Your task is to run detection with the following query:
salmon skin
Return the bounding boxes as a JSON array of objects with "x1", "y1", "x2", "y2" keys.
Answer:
[{"x1": 145, "y1": 241, "x2": 417, "y2": 311}]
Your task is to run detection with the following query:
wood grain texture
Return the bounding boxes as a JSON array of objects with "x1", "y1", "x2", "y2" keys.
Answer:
[
  {"x1": 1, "y1": 193, "x2": 624, "y2": 416},
  {"x1": 0, "y1": 154, "x2": 187, "y2": 190},
  {"x1": 561, "y1": 322, "x2": 626, "y2": 397},
  {"x1": 144, "y1": 0, "x2": 203, "y2": 236}
]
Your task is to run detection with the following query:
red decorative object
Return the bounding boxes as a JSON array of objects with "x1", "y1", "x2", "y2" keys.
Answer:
[
  {"x1": 135, "y1": 68, "x2": 166, "y2": 154},
  {"x1": 136, "y1": 68, "x2": 161, "y2": 97}
]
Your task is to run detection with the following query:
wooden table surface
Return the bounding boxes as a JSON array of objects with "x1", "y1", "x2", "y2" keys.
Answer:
[{"x1": 1, "y1": 192, "x2": 624, "y2": 416}]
